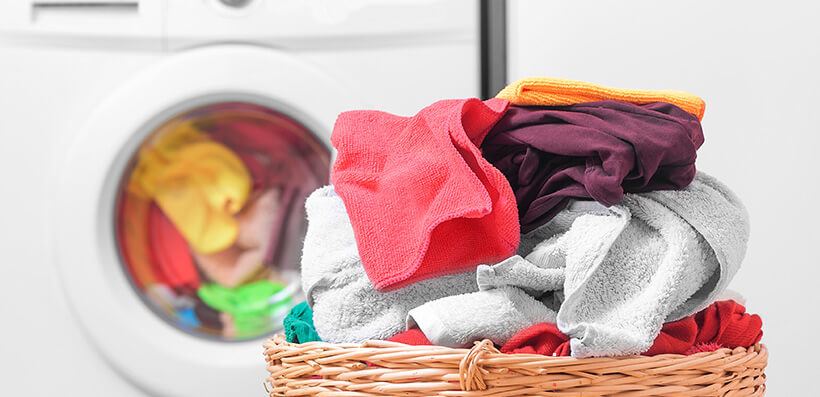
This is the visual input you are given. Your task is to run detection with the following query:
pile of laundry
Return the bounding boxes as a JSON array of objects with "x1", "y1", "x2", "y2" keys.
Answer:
[{"x1": 283, "y1": 77, "x2": 763, "y2": 358}]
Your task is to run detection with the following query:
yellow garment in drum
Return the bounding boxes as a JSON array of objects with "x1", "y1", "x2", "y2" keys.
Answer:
[{"x1": 128, "y1": 122, "x2": 251, "y2": 254}]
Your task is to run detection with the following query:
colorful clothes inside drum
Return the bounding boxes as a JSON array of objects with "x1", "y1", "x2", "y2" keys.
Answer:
[{"x1": 116, "y1": 102, "x2": 329, "y2": 341}]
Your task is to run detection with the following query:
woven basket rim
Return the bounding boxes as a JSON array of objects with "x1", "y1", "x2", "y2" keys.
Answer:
[
  {"x1": 265, "y1": 334, "x2": 766, "y2": 360},
  {"x1": 264, "y1": 334, "x2": 767, "y2": 396}
]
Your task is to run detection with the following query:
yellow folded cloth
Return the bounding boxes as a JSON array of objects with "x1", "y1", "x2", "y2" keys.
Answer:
[
  {"x1": 496, "y1": 77, "x2": 705, "y2": 120},
  {"x1": 128, "y1": 121, "x2": 208, "y2": 198},
  {"x1": 128, "y1": 121, "x2": 251, "y2": 254}
]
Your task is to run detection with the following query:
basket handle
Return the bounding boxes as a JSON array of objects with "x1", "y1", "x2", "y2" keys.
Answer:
[{"x1": 459, "y1": 339, "x2": 500, "y2": 391}]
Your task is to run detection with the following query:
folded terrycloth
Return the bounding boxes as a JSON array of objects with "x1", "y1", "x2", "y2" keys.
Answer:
[
  {"x1": 482, "y1": 101, "x2": 704, "y2": 232},
  {"x1": 516, "y1": 201, "x2": 595, "y2": 256},
  {"x1": 476, "y1": 255, "x2": 563, "y2": 296},
  {"x1": 330, "y1": 98, "x2": 519, "y2": 291},
  {"x1": 642, "y1": 173, "x2": 750, "y2": 321},
  {"x1": 301, "y1": 186, "x2": 477, "y2": 343},
  {"x1": 496, "y1": 77, "x2": 705, "y2": 120},
  {"x1": 407, "y1": 286, "x2": 557, "y2": 347},
  {"x1": 283, "y1": 301, "x2": 320, "y2": 343},
  {"x1": 549, "y1": 172, "x2": 749, "y2": 357},
  {"x1": 409, "y1": 173, "x2": 748, "y2": 356},
  {"x1": 405, "y1": 204, "x2": 605, "y2": 348}
]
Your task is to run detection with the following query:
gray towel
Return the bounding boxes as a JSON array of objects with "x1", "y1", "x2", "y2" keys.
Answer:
[
  {"x1": 642, "y1": 172, "x2": 749, "y2": 320},
  {"x1": 301, "y1": 186, "x2": 477, "y2": 343},
  {"x1": 406, "y1": 286, "x2": 557, "y2": 347},
  {"x1": 476, "y1": 255, "x2": 564, "y2": 295},
  {"x1": 551, "y1": 172, "x2": 748, "y2": 357},
  {"x1": 406, "y1": 206, "x2": 591, "y2": 348},
  {"x1": 407, "y1": 172, "x2": 748, "y2": 356}
]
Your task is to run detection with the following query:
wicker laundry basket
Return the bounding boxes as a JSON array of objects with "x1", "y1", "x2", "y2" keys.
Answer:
[{"x1": 263, "y1": 335, "x2": 767, "y2": 396}]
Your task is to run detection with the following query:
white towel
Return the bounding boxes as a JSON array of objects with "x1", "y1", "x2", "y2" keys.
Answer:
[
  {"x1": 476, "y1": 255, "x2": 564, "y2": 295},
  {"x1": 406, "y1": 286, "x2": 557, "y2": 347},
  {"x1": 642, "y1": 172, "x2": 749, "y2": 320},
  {"x1": 301, "y1": 186, "x2": 477, "y2": 343},
  {"x1": 405, "y1": 201, "x2": 610, "y2": 348},
  {"x1": 551, "y1": 172, "x2": 748, "y2": 357},
  {"x1": 406, "y1": 172, "x2": 748, "y2": 356}
]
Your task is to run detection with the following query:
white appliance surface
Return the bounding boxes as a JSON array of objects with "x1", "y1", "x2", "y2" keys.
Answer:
[
  {"x1": 508, "y1": 1, "x2": 819, "y2": 395},
  {"x1": 0, "y1": 1, "x2": 480, "y2": 396}
]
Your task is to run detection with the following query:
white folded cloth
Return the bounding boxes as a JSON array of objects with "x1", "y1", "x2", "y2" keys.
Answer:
[{"x1": 301, "y1": 186, "x2": 477, "y2": 343}]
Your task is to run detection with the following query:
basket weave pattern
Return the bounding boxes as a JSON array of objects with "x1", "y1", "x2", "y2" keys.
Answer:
[{"x1": 264, "y1": 335, "x2": 767, "y2": 396}]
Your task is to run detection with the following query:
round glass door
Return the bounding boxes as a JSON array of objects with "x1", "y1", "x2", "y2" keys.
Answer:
[{"x1": 114, "y1": 102, "x2": 329, "y2": 341}]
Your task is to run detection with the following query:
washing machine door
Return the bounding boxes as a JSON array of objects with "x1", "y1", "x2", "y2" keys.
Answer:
[{"x1": 51, "y1": 45, "x2": 356, "y2": 396}]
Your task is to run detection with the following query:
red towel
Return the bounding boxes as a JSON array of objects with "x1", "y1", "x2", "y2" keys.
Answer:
[
  {"x1": 388, "y1": 328, "x2": 433, "y2": 346},
  {"x1": 499, "y1": 301, "x2": 762, "y2": 356},
  {"x1": 694, "y1": 300, "x2": 763, "y2": 348},
  {"x1": 148, "y1": 203, "x2": 200, "y2": 291},
  {"x1": 499, "y1": 322, "x2": 571, "y2": 356},
  {"x1": 684, "y1": 342, "x2": 724, "y2": 355},
  {"x1": 643, "y1": 316, "x2": 699, "y2": 356},
  {"x1": 330, "y1": 98, "x2": 519, "y2": 291}
]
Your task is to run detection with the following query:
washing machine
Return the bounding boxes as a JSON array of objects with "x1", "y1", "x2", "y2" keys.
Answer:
[{"x1": 0, "y1": 1, "x2": 480, "y2": 395}]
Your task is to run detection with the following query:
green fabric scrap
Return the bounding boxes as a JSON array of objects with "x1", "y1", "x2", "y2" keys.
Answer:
[
  {"x1": 197, "y1": 280, "x2": 293, "y2": 336},
  {"x1": 283, "y1": 301, "x2": 321, "y2": 343}
]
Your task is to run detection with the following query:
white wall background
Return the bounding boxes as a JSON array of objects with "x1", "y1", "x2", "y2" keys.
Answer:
[{"x1": 508, "y1": 1, "x2": 819, "y2": 394}]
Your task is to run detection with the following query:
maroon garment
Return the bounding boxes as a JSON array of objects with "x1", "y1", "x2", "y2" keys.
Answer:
[{"x1": 482, "y1": 101, "x2": 704, "y2": 232}]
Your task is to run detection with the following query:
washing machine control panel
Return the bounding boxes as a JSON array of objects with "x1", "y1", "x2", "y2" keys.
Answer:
[
  {"x1": 219, "y1": 0, "x2": 252, "y2": 8},
  {"x1": 0, "y1": 0, "x2": 476, "y2": 51}
]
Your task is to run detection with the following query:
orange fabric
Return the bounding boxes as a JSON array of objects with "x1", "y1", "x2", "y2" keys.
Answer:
[{"x1": 496, "y1": 77, "x2": 705, "y2": 120}]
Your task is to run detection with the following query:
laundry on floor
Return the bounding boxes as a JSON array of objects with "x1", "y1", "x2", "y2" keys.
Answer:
[{"x1": 290, "y1": 77, "x2": 763, "y2": 358}]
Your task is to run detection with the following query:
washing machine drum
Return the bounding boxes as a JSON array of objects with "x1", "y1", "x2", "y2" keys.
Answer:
[
  {"x1": 53, "y1": 45, "x2": 354, "y2": 396},
  {"x1": 116, "y1": 102, "x2": 327, "y2": 341}
]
